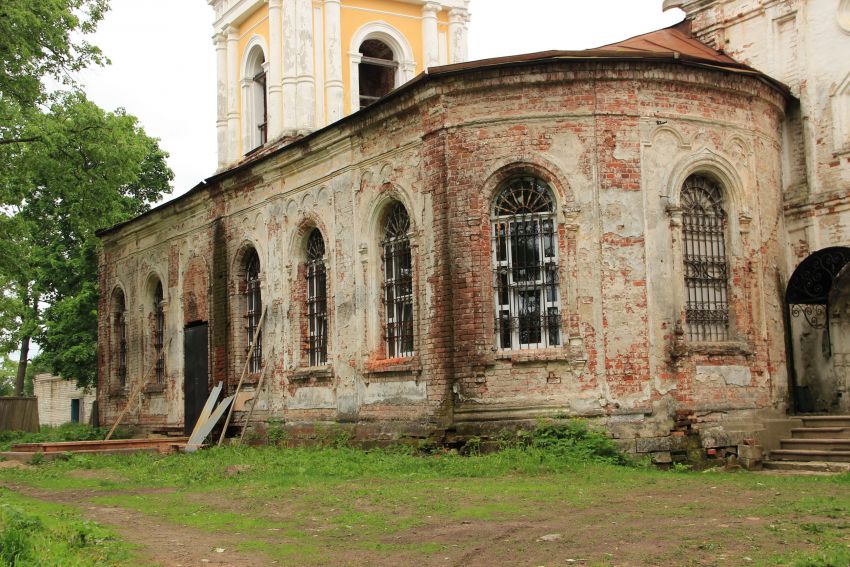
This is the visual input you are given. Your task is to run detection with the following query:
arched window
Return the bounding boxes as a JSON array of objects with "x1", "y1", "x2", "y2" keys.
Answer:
[
  {"x1": 358, "y1": 39, "x2": 398, "y2": 109},
  {"x1": 681, "y1": 174, "x2": 730, "y2": 342},
  {"x1": 243, "y1": 45, "x2": 268, "y2": 152},
  {"x1": 382, "y1": 202, "x2": 413, "y2": 358},
  {"x1": 306, "y1": 229, "x2": 328, "y2": 366},
  {"x1": 153, "y1": 281, "x2": 165, "y2": 383},
  {"x1": 112, "y1": 289, "x2": 127, "y2": 387},
  {"x1": 492, "y1": 177, "x2": 561, "y2": 350},
  {"x1": 244, "y1": 249, "x2": 262, "y2": 373}
]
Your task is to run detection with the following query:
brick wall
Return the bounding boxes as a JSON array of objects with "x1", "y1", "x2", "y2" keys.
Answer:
[{"x1": 97, "y1": 57, "x2": 788, "y2": 445}]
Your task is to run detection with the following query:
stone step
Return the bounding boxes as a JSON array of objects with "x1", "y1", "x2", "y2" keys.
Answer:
[
  {"x1": 800, "y1": 416, "x2": 850, "y2": 428},
  {"x1": 791, "y1": 427, "x2": 850, "y2": 439},
  {"x1": 780, "y1": 438, "x2": 850, "y2": 451},
  {"x1": 762, "y1": 460, "x2": 850, "y2": 474},
  {"x1": 769, "y1": 449, "x2": 850, "y2": 462}
]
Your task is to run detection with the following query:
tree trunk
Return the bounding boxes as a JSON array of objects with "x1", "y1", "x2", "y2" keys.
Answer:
[{"x1": 15, "y1": 334, "x2": 30, "y2": 396}]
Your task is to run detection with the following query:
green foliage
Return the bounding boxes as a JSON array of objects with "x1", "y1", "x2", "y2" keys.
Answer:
[
  {"x1": 0, "y1": 2, "x2": 172, "y2": 391},
  {"x1": 510, "y1": 418, "x2": 633, "y2": 465},
  {"x1": 0, "y1": 505, "x2": 41, "y2": 564},
  {"x1": 0, "y1": 93, "x2": 172, "y2": 389},
  {"x1": 266, "y1": 420, "x2": 288, "y2": 446},
  {"x1": 0, "y1": 356, "x2": 16, "y2": 397},
  {"x1": 0, "y1": 423, "x2": 126, "y2": 452},
  {"x1": 0, "y1": 0, "x2": 108, "y2": 110}
]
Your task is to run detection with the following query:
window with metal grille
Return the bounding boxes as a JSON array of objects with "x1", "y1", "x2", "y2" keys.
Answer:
[
  {"x1": 492, "y1": 177, "x2": 561, "y2": 350},
  {"x1": 681, "y1": 174, "x2": 730, "y2": 342},
  {"x1": 154, "y1": 282, "x2": 165, "y2": 383},
  {"x1": 382, "y1": 202, "x2": 414, "y2": 358},
  {"x1": 113, "y1": 290, "x2": 127, "y2": 387},
  {"x1": 306, "y1": 229, "x2": 328, "y2": 366},
  {"x1": 245, "y1": 249, "x2": 262, "y2": 373}
]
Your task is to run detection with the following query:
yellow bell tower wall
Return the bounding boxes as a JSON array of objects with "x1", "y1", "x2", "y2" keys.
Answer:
[{"x1": 212, "y1": 0, "x2": 469, "y2": 167}]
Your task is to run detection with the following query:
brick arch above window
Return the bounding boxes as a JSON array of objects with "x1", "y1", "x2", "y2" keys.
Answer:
[{"x1": 480, "y1": 157, "x2": 576, "y2": 222}]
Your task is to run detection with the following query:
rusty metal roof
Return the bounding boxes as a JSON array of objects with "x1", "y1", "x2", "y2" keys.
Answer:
[{"x1": 593, "y1": 20, "x2": 738, "y2": 64}]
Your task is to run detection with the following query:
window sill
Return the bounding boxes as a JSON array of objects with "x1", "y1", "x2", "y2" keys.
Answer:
[
  {"x1": 494, "y1": 348, "x2": 571, "y2": 364},
  {"x1": 108, "y1": 385, "x2": 128, "y2": 398},
  {"x1": 675, "y1": 340, "x2": 754, "y2": 358},
  {"x1": 365, "y1": 357, "x2": 421, "y2": 377},
  {"x1": 143, "y1": 383, "x2": 166, "y2": 395},
  {"x1": 291, "y1": 365, "x2": 334, "y2": 383},
  {"x1": 242, "y1": 372, "x2": 261, "y2": 386}
]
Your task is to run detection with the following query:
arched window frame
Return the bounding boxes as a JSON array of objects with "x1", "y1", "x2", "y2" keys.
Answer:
[
  {"x1": 241, "y1": 38, "x2": 269, "y2": 153},
  {"x1": 305, "y1": 228, "x2": 328, "y2": 367},
  {"x1": 679, "y1": 174, "x2": 731, "y2": 343},
  {"x1": 349, "y1": 22, "x2": 416, "y2": 112},
  {"x1": 153, "y1": 280, "x2": 166, "y2": 384},
  {"x1": 491, "y1": 177, "x2": 562, "y2": 350},
  {"x1": 244, "y1": 248, "x2": 263, "y2": 374},
  {"x1": 111, "y1": 287, "x2": 128, "y2": 388},
  {"x1": 381, "y1": 201, "x2": 414, "y2": 359}
]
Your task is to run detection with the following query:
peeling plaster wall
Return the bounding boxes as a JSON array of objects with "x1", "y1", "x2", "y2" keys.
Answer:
[
  {"x1": 673, "y1": 0, "x2": 850, "y2": 412},
  {"x1": 97, "y1": 60, "x2": 788, "y2": 444}
]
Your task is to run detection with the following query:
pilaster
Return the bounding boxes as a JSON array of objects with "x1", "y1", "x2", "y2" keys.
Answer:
[
  {"x1": 325, "y1": 0, "x2": 344, "y2": 124},
  {"x1": 268, "y1": 0, "x2": 284, "y2": 139},
  {"x1": 214, "y1": 32, "x2": 229, "y2": 167},
  {"x1": 296, "y1": 0, "x2": 316, "y2": 133},
  {"x1": 226, "y1": 25, "x2": 241, "y2": 160},
  {"x1": 422, "y1": 2, "x2": 440, "y2": 69},
  {"x1": 282, "y1": 0, "x2": 298, "y2": 134},
  {"x1": 448, "y1": 7, "x2": 469, "y2": 64}
]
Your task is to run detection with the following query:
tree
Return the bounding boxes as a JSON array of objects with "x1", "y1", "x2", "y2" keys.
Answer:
[
  {"x1": 1, "y1": 93, "x2": 173, "y2": 391},
  {"x1": 0, "y1": 0, "x2": 107, "y2": 108},
  {"x1": 0, "y1": 2, "x2": 172, "y2": 393}
]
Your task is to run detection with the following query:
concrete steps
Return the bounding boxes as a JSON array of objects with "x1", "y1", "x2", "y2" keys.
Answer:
[
  {"x1": 799, "y1": 415, "x2": 850, "y2": 428},
  {"x1": 780, "y1": 438, "x2": 850, "y2": 451},
  {"x1": 762, "y1": 460, "x2": 850, "y2": 474},
  {"x1": 790, "y1": 426, "x2": 850, "y2": 439},
  {"x1": 765, "y1": 417, "x2": 850, "y2": 471}
]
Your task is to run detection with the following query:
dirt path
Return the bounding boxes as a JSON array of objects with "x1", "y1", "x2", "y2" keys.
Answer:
[{"x1": 2, "y1": 483, "x2": 272, "y2": 567}]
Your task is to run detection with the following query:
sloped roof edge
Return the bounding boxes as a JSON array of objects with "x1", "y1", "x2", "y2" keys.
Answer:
[{"x1": 96, "y1": 21, "x2": 789, "y2": 237}]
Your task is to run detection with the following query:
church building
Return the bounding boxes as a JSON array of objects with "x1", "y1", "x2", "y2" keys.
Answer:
[{"x1": 96, "y1": 0, "x2": 850, "y2": 463}]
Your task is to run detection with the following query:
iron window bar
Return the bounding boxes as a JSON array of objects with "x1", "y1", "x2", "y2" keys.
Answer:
[
  {"x1": 491, "y1": 177, "x2": 562, "y2": 350},
  {"x1": 382, "y1": 202, "x2": 414, "y2": 358},
  {"x1": 245, "y1": 251, "x2": 262, "y2": 373},
  {"x1": 306, "y1": 229, "x2": 328, "y2": 366},
  {"x1": 154, "y1": 283, "x2": 165, "y2": 384},
  {"x1": 118, "y1": 311, "x2": 127, "y2": 387},
  {"x1": 681, "y1": 175, "x2": 730, "y2": 342}
]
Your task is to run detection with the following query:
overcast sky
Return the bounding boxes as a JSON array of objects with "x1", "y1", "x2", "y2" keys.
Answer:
[{"x1": 78, "y1": 0, "x2": 684, "y2": 204}]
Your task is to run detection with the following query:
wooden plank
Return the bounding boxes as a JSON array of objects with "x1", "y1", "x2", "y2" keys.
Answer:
[
  {"x1": 238, "y1": 345, "x2": 275, "y2": 445},
  {"x1": 106, "y1": 336, "x2": 173, "y2": 440},
  {"x1": 188, "y1": 382, "x2": 223, "y2": 440},
  {"x1": 11, "y1": 437, "x2": 191, "y2": 453},
  {"x1": 218, "y1": 307, "x2": 267, "y2": 446},
  {"x1": 186, "y1": 395, "x2": 234, "y2": 453}
]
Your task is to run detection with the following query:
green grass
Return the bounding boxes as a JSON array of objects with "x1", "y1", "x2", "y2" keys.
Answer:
[{"x1": 0, "y1": 488, "x2": 137, "y2": 566}]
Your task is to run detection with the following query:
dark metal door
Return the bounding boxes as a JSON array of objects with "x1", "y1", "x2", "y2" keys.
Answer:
[{"x1": 184, "y1": 323, "x2": 209, "y2": 435}]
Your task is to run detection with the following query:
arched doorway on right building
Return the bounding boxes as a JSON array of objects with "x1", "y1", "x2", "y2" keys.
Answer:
[{"x1": 786, "y1": 247, "x2": 850, "y2": 413}]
